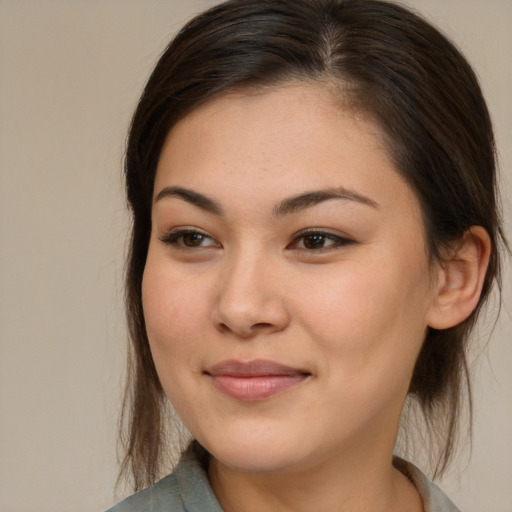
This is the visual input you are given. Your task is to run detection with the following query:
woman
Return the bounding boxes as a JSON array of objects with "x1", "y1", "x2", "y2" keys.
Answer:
[{"x1": 108, "y1": 0, "x2": 506, "y2": 510}]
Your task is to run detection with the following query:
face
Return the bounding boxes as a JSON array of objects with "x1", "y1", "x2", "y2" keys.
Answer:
[{"x1": 142, "y1": 83, "x2": 440, "y2": 476}]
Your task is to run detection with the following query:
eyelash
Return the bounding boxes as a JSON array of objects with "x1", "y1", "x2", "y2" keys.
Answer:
[
  {"x1": 159, "y1": 228, "x2": 355, "y2": 252},
  {"x1": 288, "y1": 229, "x2": 355, "y2": 252},
  {"x1": 159, "y1": 228, "x2": 218, "y2": 248}
]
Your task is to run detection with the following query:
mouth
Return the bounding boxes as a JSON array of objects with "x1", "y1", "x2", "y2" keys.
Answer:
[{"x1": 205, "y1": 359, "x2": 310, "y2": 401}]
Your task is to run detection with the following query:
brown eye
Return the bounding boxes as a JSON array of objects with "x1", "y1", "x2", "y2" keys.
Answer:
[
  {"x1": 289, "y1": 230, "x2": 355, "y2": 251},
  {"x1": 182, "y1": 232, "x2": 208, "y2": 247},
  {"x1": 160, "y1": 229, "x2": 219, "y2": 248},
  {"x1": 302, "y1": 234, "x2": 329, "y2": 249}
]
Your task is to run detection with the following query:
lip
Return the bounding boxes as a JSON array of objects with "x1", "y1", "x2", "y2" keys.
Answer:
[{"x1": 206, "y1": 359, "x2": 310, "y2": 401}]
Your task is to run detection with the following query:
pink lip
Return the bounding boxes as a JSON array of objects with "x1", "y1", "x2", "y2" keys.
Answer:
[{"x1": 206, "y1": 359, "x2": 310, "y2": 401}]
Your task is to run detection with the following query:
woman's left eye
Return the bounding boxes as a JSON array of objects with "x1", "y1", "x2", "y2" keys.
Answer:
[{"x1": 289, "y1": 231, "x2": 354, "y2": 251}]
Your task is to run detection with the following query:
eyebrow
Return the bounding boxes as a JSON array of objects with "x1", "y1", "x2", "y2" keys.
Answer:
[
  {"x1": 273, "y1": 187, "x2": 379, "y2": 216},
  {"x1": 154, "y1": 185, "x2": 378, "y2": 217},
  {"x1": 155, "y1": 186, "x2": 224, "y2": 215}
]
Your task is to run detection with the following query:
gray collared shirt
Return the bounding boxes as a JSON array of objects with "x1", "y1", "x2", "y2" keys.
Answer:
[{"x1": 106, "y1": 446, "x2": 460, "y2": 512}]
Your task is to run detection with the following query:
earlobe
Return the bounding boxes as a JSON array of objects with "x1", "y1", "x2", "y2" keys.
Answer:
[{"x1": 427, "y1": 226, "x2": 491, "y2": 330}]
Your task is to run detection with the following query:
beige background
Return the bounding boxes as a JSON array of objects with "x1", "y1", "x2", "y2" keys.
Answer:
[{"x1": 0, "y1": 1, "x2": 510, "y2": 511}]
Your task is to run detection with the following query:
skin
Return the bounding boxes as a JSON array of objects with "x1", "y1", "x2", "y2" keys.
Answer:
[{"x1": 142, "y1": 83, "x2": 489, "y2": 512}]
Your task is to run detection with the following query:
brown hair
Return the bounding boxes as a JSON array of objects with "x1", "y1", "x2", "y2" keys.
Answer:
[{"x1": 119, "y1": 0, "x2": 506, "y2": 490}]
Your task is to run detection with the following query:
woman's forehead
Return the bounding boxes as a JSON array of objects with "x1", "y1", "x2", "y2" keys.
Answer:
[{"x1": 153, "y1": 83, "x2": 423, "y2": 229}]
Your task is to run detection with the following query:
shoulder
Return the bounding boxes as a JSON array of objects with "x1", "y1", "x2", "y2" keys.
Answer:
[
  {"x1": 394, "y1": 458, "x2": 461, "y2": 512},
  {"x1": 105, "y1": 444, "x2": 223, "y2": 512},
  {"x1": 105, "y1": 473, "x2": 183, "y2": 512}
]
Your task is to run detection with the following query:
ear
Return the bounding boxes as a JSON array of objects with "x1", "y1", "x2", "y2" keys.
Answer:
[{"x1": 427, "y1": 226, "x2": 491, "y2": 330}]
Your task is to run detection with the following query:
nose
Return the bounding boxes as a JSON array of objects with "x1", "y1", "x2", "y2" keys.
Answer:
[{"x1": 212, "y1": 250, "x2": 291, "y2": 338}]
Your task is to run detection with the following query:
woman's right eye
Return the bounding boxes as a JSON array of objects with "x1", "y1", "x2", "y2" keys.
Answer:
[{"x1": 159, "y1": 229, "x2": 219, "y2": 248}]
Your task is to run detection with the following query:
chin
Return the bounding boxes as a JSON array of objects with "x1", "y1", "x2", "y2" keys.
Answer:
[
  {"x1": 197, "y1": 427, "x2": 317, "y2": 474},
  {"x1": 212, "y1": 445, "x2": 298, "y2": 474}
]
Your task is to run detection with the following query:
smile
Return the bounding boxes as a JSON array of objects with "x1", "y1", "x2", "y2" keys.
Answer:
[{"x1": 206, "y1": 359, "x2": 310, "y2": 401}]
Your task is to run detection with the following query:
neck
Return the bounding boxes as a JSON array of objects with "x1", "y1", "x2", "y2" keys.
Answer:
[{"x1": 208, "y1": 446, "x2": 423, "y2": 512}]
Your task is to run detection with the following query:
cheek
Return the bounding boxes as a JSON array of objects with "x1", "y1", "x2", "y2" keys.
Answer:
[
  {"x1": 292, "y1": 256, "x2": 431, "y2": 374},
  {"x1": 141, "y1": 256, "x2": 210, "y2": 365}
]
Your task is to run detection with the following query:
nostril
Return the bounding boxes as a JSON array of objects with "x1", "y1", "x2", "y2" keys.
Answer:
[
  {"x1": 216, "y1": 321, "x2": 279, "y2": 337},
  {"x1": 253, "y1": 322, "x2": 273, "y2": 329},
  {"x1": 213, "y1": 293, "x2": 291, "y2": 337}
]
